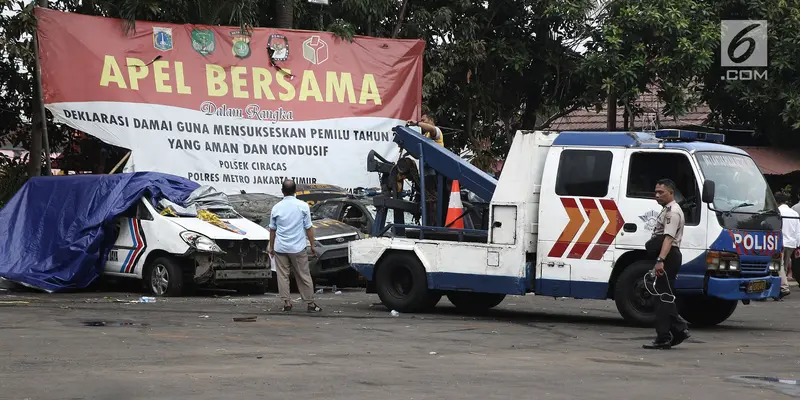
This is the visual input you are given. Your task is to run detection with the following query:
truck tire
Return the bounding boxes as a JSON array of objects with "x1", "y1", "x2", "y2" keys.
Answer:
[
  {"x1": 375, "y1": 252, "x2": 437, "y2": 313},
  {"x1": 677, "y1": 296, "x2": 737, "y2": 327},
  {"x1": 147, "y1": 256, "x2": 185, "y2": 297},
  {"x1": 614, "y1": 260, "x2": 657, "y2": 326},
  {"x1": 446, "y1": 292, "x2": 505, "y2": 312}
]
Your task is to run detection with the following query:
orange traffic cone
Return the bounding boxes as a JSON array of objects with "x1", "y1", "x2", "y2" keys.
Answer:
[{"x1": 445, "y1": 180, "x2": 465, "y2": 229}]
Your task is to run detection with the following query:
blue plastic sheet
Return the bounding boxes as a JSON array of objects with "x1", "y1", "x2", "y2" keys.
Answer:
[{"x1": 0, "y1": 172, "x2": 199, "y2": 292}]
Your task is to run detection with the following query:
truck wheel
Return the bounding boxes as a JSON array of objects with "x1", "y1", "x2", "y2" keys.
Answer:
[
  {"x1": 677, "y1": 296, "x2": 737, "y2": 327},
  {"x1": 375, "y1": 252, "x2": 437, "y2": 313},
  {"x1": 446, "y1": 292, "x2": 505, "y2": 312},
  {"x1": 147, "y1": 257, "x2": 185, "y2": 297},
  {"x1": 614, "y1": 260, "x2": 657, "y2": 326}
]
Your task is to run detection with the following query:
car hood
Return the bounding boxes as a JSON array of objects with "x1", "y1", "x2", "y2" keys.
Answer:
[
  {"x1": 165, "y1": 217, "x2": 270, "y2": 240},
  {"x1": 312, "y1": 218, "x2": 360, "y2": 238}
]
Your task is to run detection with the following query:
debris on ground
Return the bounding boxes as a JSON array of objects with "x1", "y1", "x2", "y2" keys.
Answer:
[{"x1": 233, "y1": 316, "x2": 257, "y2": 322}]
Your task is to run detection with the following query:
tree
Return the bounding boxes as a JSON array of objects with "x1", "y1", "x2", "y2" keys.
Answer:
[
  {"x1": 0, "y1": 0, "x2": 75, "y2": 185},
  {"x1": 701, "y1": 0, "x2": 800, "y2": 147},
  {"x1": 581, "y1": 0, "x2": 718, "y2": 129},
  {"x1": 390, "y1": 0, "x2": 598, "y2": 165}
]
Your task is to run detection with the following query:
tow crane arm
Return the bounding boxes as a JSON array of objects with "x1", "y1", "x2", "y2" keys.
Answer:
[{"x1": 365, "y1": 125, "x2": 498, "y2": 238}]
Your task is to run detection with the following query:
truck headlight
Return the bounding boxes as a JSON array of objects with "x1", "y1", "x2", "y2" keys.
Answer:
[
  {"x1": 707, "y1": 251, "x2": 739, "y2": 270},
  {"x1": 180, "y1": 231, "x2": 224, "y2": 253}
]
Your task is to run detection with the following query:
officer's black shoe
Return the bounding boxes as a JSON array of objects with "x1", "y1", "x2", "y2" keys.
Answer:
[
  {"x1": 643, "y1": 340, "x2": 672, "y2": 350},
  {"x1": 669, "y1": 330, "x2": 690, "y2": 347}
]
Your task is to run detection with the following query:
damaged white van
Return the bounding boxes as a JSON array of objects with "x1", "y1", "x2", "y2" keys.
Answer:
[{"x1": 103, "y1": 187, "x2": 272, "y2": 296}]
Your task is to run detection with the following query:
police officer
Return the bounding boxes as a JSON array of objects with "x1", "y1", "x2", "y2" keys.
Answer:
[{"x1": 644, "y1": 178, "x2": 690, "y2": 349}]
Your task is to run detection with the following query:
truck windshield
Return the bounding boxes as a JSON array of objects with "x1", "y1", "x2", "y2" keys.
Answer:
[{"x1": 696, "y1": 152, "x2": 780, "y2": 231}]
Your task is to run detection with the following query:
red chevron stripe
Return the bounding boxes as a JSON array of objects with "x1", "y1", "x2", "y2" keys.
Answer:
[
  {"x1": 586, "y1": 199, "x2": 625, "y2": 260},
  {"x1": 548, "y1": 198, "x2": 584, "y2": 258},
  {"x1": 567, "y1": 199, "x2": 604, "y2": 259}
]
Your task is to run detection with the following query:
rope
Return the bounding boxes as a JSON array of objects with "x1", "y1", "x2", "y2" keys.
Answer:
[{"x1": 643, "y1": 268, "x2": 676, "y2": 303}]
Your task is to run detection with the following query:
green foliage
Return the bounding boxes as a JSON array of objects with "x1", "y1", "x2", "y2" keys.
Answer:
[
  {"x1": 702, "y1": 0, "x2": 800, "y2": 146},
  {"x1": 582, "y1": 0, "x2": 718, "y2": 120},
  {"x1": 0, "y1": 154, "x2": 30, "y2": 208},
  {"x1": 3, "y1": 0, "x2": 800, "y2": 185},
  {"x1": 0, "y1": 0, "x2": 76, "y2": 171}
]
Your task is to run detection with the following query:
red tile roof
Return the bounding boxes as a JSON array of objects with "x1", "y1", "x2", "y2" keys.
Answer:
[
  {"x1": 550, "y1": 92, "x2": 710, "y2": 131},
  {"x1": 736, "y1": 146, "x2": 800, "y2": 175}
]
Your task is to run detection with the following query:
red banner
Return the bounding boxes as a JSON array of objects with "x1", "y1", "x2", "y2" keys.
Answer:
[{"x1": 35, "y1": 8, "x2": 424, "y2": 194}]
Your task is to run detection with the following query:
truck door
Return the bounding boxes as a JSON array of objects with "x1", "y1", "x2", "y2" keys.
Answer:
[
  {"x1": 105, "y1": 199, "x2": 153, "y2": 276},
  {"x1": 538, "y1": 147, "x2": 625, "y2": 298},
  {"x1": 615, "y1": 150, "x2": 706, "y2": 287}
]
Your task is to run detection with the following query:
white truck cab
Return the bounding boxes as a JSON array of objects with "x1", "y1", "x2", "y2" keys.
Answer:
[
  {"x1": 350, "y1": 128, "x2": 783, "y2": 327},
  {"x1": 104, "y1": 197, "x2": 272, "y2": 296}
]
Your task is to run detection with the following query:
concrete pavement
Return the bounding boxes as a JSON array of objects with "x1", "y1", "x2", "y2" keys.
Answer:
[{"x1": 0, "y1": 287, "x2": 799, "y2": 399}]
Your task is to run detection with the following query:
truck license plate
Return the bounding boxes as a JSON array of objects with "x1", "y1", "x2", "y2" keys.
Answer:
[{"x1": 746, "y1": 279, "x2": 767, "y2": 294}]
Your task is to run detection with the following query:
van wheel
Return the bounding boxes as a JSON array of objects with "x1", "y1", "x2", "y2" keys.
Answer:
[
  {"x1": 614, "y1": 260, "x2": 657, "y2": 326},
  {"x1": 375, "y1": 252, "x2": 436, "y2": 312},
  {"x1": 147, "y1": 257, "x2": 185, "y2": 297},
  {"x1": 447, "y1": 292, "x2": 506, "y2": 312}
]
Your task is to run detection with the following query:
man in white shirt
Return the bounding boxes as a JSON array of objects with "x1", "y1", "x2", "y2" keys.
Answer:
[{"x1": 776, "y1": 192, "x2": 798, "y2": 299}]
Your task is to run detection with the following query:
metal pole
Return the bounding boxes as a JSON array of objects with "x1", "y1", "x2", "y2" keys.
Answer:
[{"x1": 33, "y1": 3, "x2": 51, "y2": 175}]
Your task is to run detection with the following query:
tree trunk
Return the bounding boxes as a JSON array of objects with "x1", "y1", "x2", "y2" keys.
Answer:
[
  {"x1": 28, "y1": 100, "x2": 43, "y2": 177},
  {"x1": 466, "y1": 96, "x2": 474, "y2": 141},
  {"x1": 275, "y1": 0, "x2": 294, "y2": 29},
  {"x1": 392, "y1": 0, "x2": 411, "y2": 38},
  {"x1": 607, "y1": 91, "x2": 617, "y2": 130}
]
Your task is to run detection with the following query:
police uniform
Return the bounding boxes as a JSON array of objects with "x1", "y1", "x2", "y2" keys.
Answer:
[{"x1": 649, "y1": 200, "x2": 689, "y2": 346}]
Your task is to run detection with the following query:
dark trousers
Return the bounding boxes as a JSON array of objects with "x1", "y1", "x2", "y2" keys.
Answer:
[{"x1": 655, "y1": 247, "x2": 688, "y2": 342}]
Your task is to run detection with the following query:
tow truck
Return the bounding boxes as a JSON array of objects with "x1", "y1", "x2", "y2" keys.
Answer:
[{"x1": 348, "y1": 127, "x2": 784, "y2": 326}]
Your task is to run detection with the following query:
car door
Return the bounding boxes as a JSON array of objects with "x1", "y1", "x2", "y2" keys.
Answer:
[
  {"x1": 105, "y1": 199, "x2": 154, "y2": 276},
  {"x1": 537, "y1": 147, "x2": 625, "y2": 299},
  {"x1": 615, "y1": 149, "x2": 706, "y2": 289}
]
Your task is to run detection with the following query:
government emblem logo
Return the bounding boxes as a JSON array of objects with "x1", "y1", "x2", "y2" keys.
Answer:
[
  {"x1": 153, "y1": 27, "x2": 173, "y2": 52},
  {"x1": 191, "y1": 29, "x2": 215, "y2": 56},
  {"x1": 267, "y1": 33, "x2": 289, "y2": 62},
  {"x1": 230, "y1": 29, "x2": 251, "y2": 59}
]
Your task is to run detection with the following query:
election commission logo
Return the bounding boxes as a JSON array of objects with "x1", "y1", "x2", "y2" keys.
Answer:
[
  {"x1": 192, "y1": 29, "x2": 215, "y2": 56},
  {"x1": 268, "y1": 34, "x2": 289, "y2": 62},
  {"x1": 303, "y1": 35, "x2": 329, "y2": 65},
  {"x1": 720, "y1": 20, "x2": 768, "y2": 81}
]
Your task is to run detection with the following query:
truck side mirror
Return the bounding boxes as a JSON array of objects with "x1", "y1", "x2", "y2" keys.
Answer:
[{"x1": 702, "y1": 180, "x2": 716, "y2": 204}]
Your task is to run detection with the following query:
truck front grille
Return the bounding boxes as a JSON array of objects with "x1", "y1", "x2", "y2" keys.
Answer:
[{"x1": 739, "y1": 261, "x2": 769, "y2": 276}]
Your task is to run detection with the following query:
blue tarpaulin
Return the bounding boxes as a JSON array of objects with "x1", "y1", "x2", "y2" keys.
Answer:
[{"x1": 0, "y1": 172, "x2": 199, "y2": 292}]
